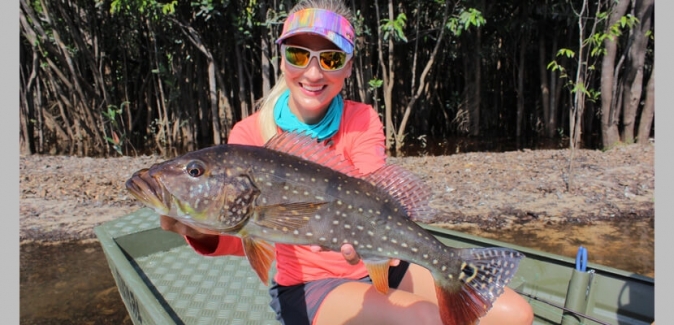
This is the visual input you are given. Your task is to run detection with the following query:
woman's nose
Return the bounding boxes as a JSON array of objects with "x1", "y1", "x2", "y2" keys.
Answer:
[{"x1": 303, "y1": 57, "x2": 323, "y2": 79}]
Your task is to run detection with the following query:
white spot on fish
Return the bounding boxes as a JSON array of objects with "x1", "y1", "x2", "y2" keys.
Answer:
[
  {"x1": 306, "y1": 232, "x2": 313, "y2": 237},
  {"x1": 367, "y1": 231, "x2": 374, "y2": 236},
  {"x1": 356, "y1": 225, "x2": 364, "y2": 231},
  {"x1": 344, "y1": 224, "x2": 351, "y2": 229},
  {"x1": 314, "y1": 215, "x2": 321, "y2": 220},
  {"x1": 333, "y1": 220, "x2": 339, "y2": 225}
]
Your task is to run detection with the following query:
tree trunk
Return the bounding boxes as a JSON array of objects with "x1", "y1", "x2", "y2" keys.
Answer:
[
  {"x1": 620, "y1": 0, "x2": 653, "y2": 144},
  {"x1": 235, "y1": 43, "x2": 250, "y2": 120},
  {"x1": 599, "y1": 0, "x2": 629, "y2": 149},
  {"x1": 516, "y1": 32, "x2": 526, "y2": 141},
  {"x1": 637, "y1": 67, "x2": 654, "y2": 144},
  {"x1": 395, "y1": 0, "x2": 451, "y2": 153},
  {"x1": 538, "y1": 34, "x2": 551, "y2": 138},
  {"x1": 469, "y1": 24, "x2": 482, "y2": 137},
  {"x1": 260, "y1": 1, "x2": 272, "y2": 97},
  {"x1": 375, "y1": 0, "x2": 395, "y2": 151}
]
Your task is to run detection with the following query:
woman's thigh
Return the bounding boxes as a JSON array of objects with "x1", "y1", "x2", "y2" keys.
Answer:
[{"x1": 314, "y1": 281, "x2": 441, "y2": 325}]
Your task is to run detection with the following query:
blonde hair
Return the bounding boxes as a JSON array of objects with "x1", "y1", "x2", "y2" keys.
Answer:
[{"x1": 257, "y1": 0, "x2": 355, "y2": 142}]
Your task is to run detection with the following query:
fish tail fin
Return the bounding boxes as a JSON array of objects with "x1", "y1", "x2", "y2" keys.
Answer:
[{"x1": 433, "y1": 247, "x2": 524, "y2": 325}]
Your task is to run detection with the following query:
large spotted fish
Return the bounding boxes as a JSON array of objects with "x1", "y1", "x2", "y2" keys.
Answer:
[{"x1": 126, "y1": 131, "x2": 524, "y2": 325}]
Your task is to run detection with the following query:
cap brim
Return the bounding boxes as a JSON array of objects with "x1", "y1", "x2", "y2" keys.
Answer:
[{"x1": 276, "y1": 28, "x2": 354, "y2": 54}]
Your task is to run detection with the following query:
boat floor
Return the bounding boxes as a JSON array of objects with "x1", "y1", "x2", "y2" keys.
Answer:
[{"x1": 95, "y1": 208, "x2": 654, "y2": 325}]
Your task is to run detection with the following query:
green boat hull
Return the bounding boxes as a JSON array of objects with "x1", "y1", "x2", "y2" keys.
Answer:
[{"x1": 95, "y1": 208, "x2": 654, "y2": 325}]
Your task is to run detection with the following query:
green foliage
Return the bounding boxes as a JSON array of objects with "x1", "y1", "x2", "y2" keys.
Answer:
[
  {"x1": 381, "y1": 13, "x2": 408, "y2": 42},
  {"x1": 368, "y1": 78, "x2": 383, "y2": 89},
  {"x1": 102, "y1": 103, "x2": 129, "y2": 156},
  {"x1": 110, "y1": 0, "x2": 178, "y2": 17},
  {"x1": 368, "y1": 77, "x2": 383, "y2": 103},
  {"x1": 446, "y1": 8, "x2": 485, "y2": 36}
]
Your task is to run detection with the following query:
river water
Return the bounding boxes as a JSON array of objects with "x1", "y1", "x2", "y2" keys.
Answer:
[{"x1": 20, "y1": 241, "x2": 133, "y2": 325}]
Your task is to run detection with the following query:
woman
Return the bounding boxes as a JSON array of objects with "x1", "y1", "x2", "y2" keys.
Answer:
[{"x1": 161, "y1": 1, "x2": 534, "y2": 324}]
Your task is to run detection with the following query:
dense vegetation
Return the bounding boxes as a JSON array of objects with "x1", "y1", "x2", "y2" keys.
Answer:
[{"x1": 19, "y1": 0, "x2": 654, "y2": 157}]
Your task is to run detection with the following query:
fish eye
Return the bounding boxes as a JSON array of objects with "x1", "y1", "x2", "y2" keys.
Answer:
[{"x1": 186, "y1": 161, "x2": 205, "y2": 177}]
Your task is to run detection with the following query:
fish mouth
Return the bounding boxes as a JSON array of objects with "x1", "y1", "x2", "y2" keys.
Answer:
[{"x1": 125, "y1": 168, "x2": 171, "y2": 214}]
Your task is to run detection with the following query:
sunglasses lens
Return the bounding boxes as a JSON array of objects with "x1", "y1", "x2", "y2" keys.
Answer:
[
  {"x1": 283, "y1": 46, "x2": 349, "y2": 71},
  {"x1": 285, "y1": 47, "x2": 311, "y2": 67},
  {"x1": 319, "y1": 52, "x2": 347, "y2": 70}
]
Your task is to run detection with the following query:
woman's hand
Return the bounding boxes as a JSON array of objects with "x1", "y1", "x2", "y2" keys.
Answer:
[{"x1": 159, "y1": 215, "x2": 219, "y2": 251}]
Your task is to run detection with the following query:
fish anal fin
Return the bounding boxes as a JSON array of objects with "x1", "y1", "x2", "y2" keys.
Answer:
[
  {"x1": 241, "y1": 237, "x2": 275, "y2": 285},
  {"x1": 435, "y1": 284, "x2": 488, "y2": 325},
  {"x1": 254, "y1": 202, "x2": 327, "y2": 230},
  {"x1": 433, "y1": 247, "x2": 525, "y2": 325},
  {"x1": 363, "y1": 259, "x2": 391, "y2": 295}
]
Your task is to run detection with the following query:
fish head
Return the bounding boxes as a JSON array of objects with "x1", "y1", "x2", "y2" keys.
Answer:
[{"x1": 125, "y1": 148, "x2": 260, "y2": 233}]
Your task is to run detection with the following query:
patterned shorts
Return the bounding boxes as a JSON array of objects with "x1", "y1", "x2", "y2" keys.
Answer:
[{"x1": 268, "y1": 261, "x2": 410, "y2": 325}]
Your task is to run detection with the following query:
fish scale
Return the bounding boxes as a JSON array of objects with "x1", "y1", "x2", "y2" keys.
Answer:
[{"x1": 126, "y1": 131, "x2": 525, "y2": 325}]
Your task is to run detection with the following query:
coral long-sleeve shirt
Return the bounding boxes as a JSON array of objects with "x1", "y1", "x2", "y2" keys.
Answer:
[{"x1": 185, "y1": 100, "x2": 386, "y2": 286}]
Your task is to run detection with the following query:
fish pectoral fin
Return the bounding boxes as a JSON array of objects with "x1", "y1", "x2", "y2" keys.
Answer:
[
  {"x1": 253, "y1": 202, "x2": 327, "y2": 230},
  {"x1": 363, "y1": 259, "x2": 392, "y2": 295},
  {"x1": 241, "y1": 236, "x2": 276, "y2": 285}
]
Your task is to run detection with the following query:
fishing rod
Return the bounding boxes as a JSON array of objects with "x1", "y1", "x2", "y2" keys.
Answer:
[{"x1": 513, "y1": 289, "x2": 611, "y2": 325}]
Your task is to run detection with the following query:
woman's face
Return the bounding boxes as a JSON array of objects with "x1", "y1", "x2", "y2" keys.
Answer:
[{"x1": 281, "y1": 33, "x2": 352, "y2": 124}]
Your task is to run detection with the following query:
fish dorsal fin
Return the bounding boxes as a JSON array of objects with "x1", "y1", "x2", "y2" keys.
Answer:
[
  {"x1": 364, "y1": 164, "x2": 437, "y2": 222},
  {"x1": 264, "y1": 131, "x2": 361, "y2": 178}
]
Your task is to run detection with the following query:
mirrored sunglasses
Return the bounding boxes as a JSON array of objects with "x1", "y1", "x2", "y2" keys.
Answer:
[{"x1": 281, "y1": 44, "x2": 352, "y2": 71}]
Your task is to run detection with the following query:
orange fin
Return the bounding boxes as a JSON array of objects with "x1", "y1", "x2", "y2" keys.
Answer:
[
  {"x1": 253, "y1": 202, "x2": 327, "y2": 230},
  {"x1": 435, "y1": 283, "x2": 488, "y2": 325},
  {"x1": 433, "y1": 247, "x2": 524, "y2": 325},
  {"x1": 363, "y1": 259, "x2": 391, "y2": 294},
  {"x1": 241, "y1": 236, "x2": 275, "y2": 285}
]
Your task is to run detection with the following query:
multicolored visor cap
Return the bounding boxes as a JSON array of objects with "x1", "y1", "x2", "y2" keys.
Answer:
[{"x1": 276, "y1": 8, "x2": 355, "y2": 54}]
